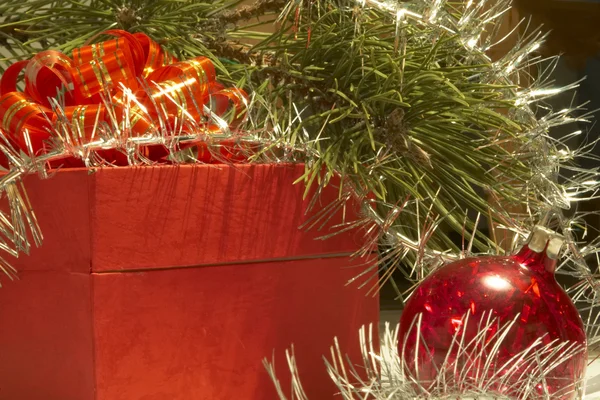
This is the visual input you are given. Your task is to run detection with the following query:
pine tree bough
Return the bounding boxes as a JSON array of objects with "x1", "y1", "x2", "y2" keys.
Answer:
[{"x1": 218, "y1": 0, "x2": 288, "y2": 24}]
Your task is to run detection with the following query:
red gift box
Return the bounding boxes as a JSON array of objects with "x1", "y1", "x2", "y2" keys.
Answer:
[{"x1": 0, "y1": 163, "x2": 378, "y2": 400}]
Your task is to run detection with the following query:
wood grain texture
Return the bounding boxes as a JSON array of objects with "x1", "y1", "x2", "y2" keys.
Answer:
[
  {"x1": 90, "y1": 164, "x2": 364, "y2": 272},
  {"x1": 0, "y1": 164, "x2": 377, "y2": 400}
]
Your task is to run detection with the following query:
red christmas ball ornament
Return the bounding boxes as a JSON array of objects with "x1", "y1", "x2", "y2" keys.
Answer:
[{"x1": 398, "y1": 226, "x2": 587, "y2": 399}]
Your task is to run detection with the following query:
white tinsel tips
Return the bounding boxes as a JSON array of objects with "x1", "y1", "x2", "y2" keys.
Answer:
[{"x1": 266, "y1": 321, "x2": 586, "y2": 400}]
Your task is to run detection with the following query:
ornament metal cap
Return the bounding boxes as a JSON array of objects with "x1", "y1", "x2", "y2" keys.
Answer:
[{"x1": 526, "y1": 226, "x2": 564, "y2": 260}]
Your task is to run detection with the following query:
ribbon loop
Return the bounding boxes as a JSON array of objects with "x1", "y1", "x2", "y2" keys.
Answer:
[
  {"x1": 0, "y1": 60, "x2": 29, "y2": 96},
  {"x1": 74, "y1": 49, "x2": 137, "y2": 98},
  {"x1": 144, "y1": 56, "x2": 217, "y2": 119},
  {"x1": 24, "y1": 51, "x2": 79, "y2": 107},
  {"x1": 132, "y1": 32, "x2": 176, "y2": 75},
  {"x1": 0, "y1": 92, "x2": 52, "y2": 152}
]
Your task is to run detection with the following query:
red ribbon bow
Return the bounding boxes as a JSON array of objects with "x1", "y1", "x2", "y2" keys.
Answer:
[{"x1": 0, "y1": 30, "x2": 247, "y2": 166}]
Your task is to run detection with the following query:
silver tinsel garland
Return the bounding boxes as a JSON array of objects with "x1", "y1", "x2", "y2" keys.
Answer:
[{"x1": 266, "y1": 320, "x2": 587, "y2": 399}]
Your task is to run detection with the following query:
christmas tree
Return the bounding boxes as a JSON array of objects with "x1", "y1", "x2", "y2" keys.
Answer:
[{"x1": 0, "y1": 0, "x2": 598, "y2": 398}]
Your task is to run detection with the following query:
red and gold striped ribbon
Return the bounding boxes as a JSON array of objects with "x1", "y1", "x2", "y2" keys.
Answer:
[{"x1": 0, "y1": 29, "x2": 247, "y2": 165}]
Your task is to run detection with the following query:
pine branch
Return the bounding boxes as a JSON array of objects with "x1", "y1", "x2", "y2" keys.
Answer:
[
  {"x1": 218, "y1": 0, "x2": 287, "y2": 24},
  {"x1": 0, "y1": 0, "x2": 274, "y2": 66},
  {"x1": 0, "y1": 25, "x2": 31, "y2": 45},
  {"x1": 242, "y1": 0, "x2": 550, "y2": 259},
  {"x1": 198, "y1": 36, "x2": 275, "y2": 66}
]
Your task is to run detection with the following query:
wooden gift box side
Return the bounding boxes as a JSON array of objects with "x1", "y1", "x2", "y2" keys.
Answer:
[{"x1": 0, "y1": 164, "x2": 379, "y2": 400}]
